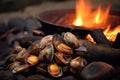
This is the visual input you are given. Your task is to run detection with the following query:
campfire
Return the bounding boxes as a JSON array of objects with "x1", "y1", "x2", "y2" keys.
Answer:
[
  {"x1": 72, "y1": 0, "x2": 120, "y2": 43},
  {"x1": 0, "y1": 0, "x2": 120, "y2": 80}
]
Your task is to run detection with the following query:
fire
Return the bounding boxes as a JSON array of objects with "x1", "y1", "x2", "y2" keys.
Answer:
[
  {"x1": 87, "y1": 25, "x2": 120, "y2": 43},
  {"x1": 73, "y1": 0, "x2": 120, "y2": 42},
  {"x1": 73, "y1": 0, "x2": 110, "y2": 29},
  {"x1": 104, "y1": 25, "x2": 120, "y2": 42}
]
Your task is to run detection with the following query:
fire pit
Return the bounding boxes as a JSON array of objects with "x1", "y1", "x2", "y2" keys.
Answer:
[
  {"x1": 37, "y1": 0, "x2": 120, "y2": 42},
  {"x1": 0, "y1": 0, "x2": 120, "y2": 80}
]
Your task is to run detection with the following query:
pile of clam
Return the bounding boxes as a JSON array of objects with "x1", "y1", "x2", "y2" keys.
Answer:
[{"x1": 6, "y1": 32, "x2": 88, "y2": 77}]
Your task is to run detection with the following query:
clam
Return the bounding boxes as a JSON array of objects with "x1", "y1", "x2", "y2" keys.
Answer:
[
  {"x1": 48, "y1": 63, "x2": 63, "y2": 77},
  {"x1": 7, "y1": 61, "x2": 21, "y2": 71},
  {"x1": 39, "y1": 35, "x2": 53, "y2": 49},
  {"x1": 6, "y1": 53, "x2": 17, "y2": 62},
  {"x1": 70, "y1": 57, "x2": 87, "y2": 73},
  {"x1": 36, "y1": 63, "x2": 48, "y2": 74},
  {"x1": 39, "y1": 43, "x2": 54, "y2": 62},
  {"x1": 55, "y1": 52, "x2": 69, "y2": 65},
  {"x1": 15, "y1": 48, "x2": 29, "y2": 62},
  {"x1": 53, "y1": 34, "x2": 73, "y2": 55},
  {"x1": 27, "y1": 55, "x2": 39, "y2": 65},
  {"x1": 7, "y1": 61, "x2": 29, "y2": 73},
  {"x1": 75, "y1": 45, "x2": 88, "y2": 57},
  {"x1": 62, "y1": 32, "x2": 80, "y2": 48},
  {"x1": 13, "y1": 41, "x2": 23, "y2": 52},
  {"x1": 12, "y1": 64, "x2": 30, "y2": 73}
]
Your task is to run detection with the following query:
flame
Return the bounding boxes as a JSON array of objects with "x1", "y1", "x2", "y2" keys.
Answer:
[
  {"x1": 104, "y1": 25, "x2": 120, "y2": 42},
  {"x1": 73, "y1": 0, "x2": 120, "y2": 42},
  {"x1": 73, "y1": 0, "x2": 110, "y2": 29},
  {"x1": 86, "y1": 25, "x2": 120, "y2": 43}
]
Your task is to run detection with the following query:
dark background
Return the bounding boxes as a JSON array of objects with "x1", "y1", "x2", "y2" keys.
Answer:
[{"x1": 0, "y1": 0, "x2": 120, "y2": 23}]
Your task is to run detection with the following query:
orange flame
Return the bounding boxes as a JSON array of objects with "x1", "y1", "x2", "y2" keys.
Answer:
[
  {"x1": 73, "y1": 0, "x2": 120, "y2": 42},
  {"x1": 73, "y1": 0, "x2": 110, "y2": 29},
  {"x1": 104, "y1": 25, "x2": 120, "y2": 42},
  {"x1": 86, "y1": 25, "x2": 120, "y2": 43}
]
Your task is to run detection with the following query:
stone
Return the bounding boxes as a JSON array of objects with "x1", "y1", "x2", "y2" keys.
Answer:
[
  {"x1": 8, "y1": 17, "x2": 25, "y2": 32},
  {"x1": 24, "y1": 17, "x2": 41, "y2": 31},
  {"x1": 81, "y1": 62, "x2": 114, "y2": 80}
]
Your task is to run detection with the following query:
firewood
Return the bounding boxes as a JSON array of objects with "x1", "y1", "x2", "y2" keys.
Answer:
[
  {"x1": 80, "y1": 40, "x2": 120, "y2": 66},
  {"x1": 112, "y1": 33, "x2": 120, "y2": 48},
  {"x1": 89, "y1": 29, "x2": 112, "y2": 47}
]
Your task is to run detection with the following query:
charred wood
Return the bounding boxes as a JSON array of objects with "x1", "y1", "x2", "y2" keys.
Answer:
[
  {"x1": 80, "y1": 40, "x2": 120, "y2": 66},
  {"x1": 112, "y1": 33, "x2": 120, "y2": 48},
  {"x1": 89, "y1": 29, "x2": 112, "y2": 47}
]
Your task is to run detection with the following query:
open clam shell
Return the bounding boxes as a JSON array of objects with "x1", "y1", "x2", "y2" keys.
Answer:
[
  {"x1": 39, "y1": 43, "x2": 54, "y2": 62},
  {"x1": 48, "y1": 63, "x2": 63, "y2": 77},
  {"x1": 53, "y1": 34, "x2": 73, "y2": 55},
  {"x1": 39, "y1": 35, "x2": 53, "y2": 49},
  {"x1": 55, "y1": 52, "x2": 69, "y2": 65},
  {"x1": 70, "y1": 57, "x2": 87, "y2": 73},
  {"x1": 27, "y1": 55, "x2": 39, "y2": 65},
  {"x1": 12, "y1": 64, "x2": 30, "y2": 73}
]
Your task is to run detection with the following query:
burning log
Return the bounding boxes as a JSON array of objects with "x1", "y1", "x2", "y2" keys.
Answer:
[
  {"x1": 112, "y1": 33, "x2": 120, "y2": 48},
  {"x1": 80, "y1": 40, "x2": 120, "y2": 66},
  {"x1": 89, "y1": 29, "x2": 112, "y2": 47}
]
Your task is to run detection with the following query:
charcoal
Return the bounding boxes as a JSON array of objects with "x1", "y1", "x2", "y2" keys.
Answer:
[
  {"x1": 89, "y1": 29, "x2": 112, "y2": 47},
  {"x1": 80, "y1": 40, "x2": 120, "y2": 66},
  {"x1": 24, "y1": 17, "x2": 42, "y2": 32},
  {"x1": 81, "y1": 62, "x2": 114, "y2": 80},
  {"x1": 6, "y1": 31, "x2": 41, "y2": 46},
  {"x1": 8, "y1": 17, "x2": 25, "y2": 32},
  {"x1": 112, "y1": 33, "x2": 120, "y2": 48},
  {"x1": 16, "y1": 36, "x2": 41, "y2": 48}
]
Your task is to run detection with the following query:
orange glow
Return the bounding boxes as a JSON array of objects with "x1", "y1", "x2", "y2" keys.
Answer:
[
  {"x1": 104, "y1": 25, "x2": 120, "y2": 42},
  {"x1": 73, "y1": 0, "x2": 120, "y2": 42},
  {"x1": 86, "y1": 34, "x2": 96, "y2": 44},
  {"x1": 73, "y1": 0, "x2": 110, "y2": 29},
  {"x1": 87, "y1": 25, "x2": 120, "y2": 43}
]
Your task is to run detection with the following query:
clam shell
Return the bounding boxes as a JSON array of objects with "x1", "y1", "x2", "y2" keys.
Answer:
[
  {"x1": 39, "y1": 43, "x2": 54, "y2": 62},
  {"x1": 39, "y1": 35, "x2": 53, "y2": 49},
  {"x1": 27, "y1": 55, "x2": 39, "y2": 65},
  {"x1": 62, "y1": 32, "x2": 80, "y2": 48},
  {"x1": 55, "y1": 52, "x2": 69, "y2": 65},
  {"x1": 70, "y1": 57, "x2": 87, "y2": 73},
  {"x1": 48, "y1": 63, "x2": 63, "y2": 77}
]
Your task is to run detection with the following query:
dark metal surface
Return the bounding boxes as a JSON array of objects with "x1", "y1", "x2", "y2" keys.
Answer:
[
  {"x1": 37, "y1": 9, "x2": 90, "y2": 38},
  {"x1": 37, "y1": 9, "x2": 120, "y2": 38}
]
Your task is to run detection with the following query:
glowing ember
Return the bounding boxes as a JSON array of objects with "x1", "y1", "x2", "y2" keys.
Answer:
[
  {"x1": 73, "y1": 0, "x2": 120, "y2": 42},
  {"x1": 86, "y1": 34, "x2": 96, "y2": 44}
]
